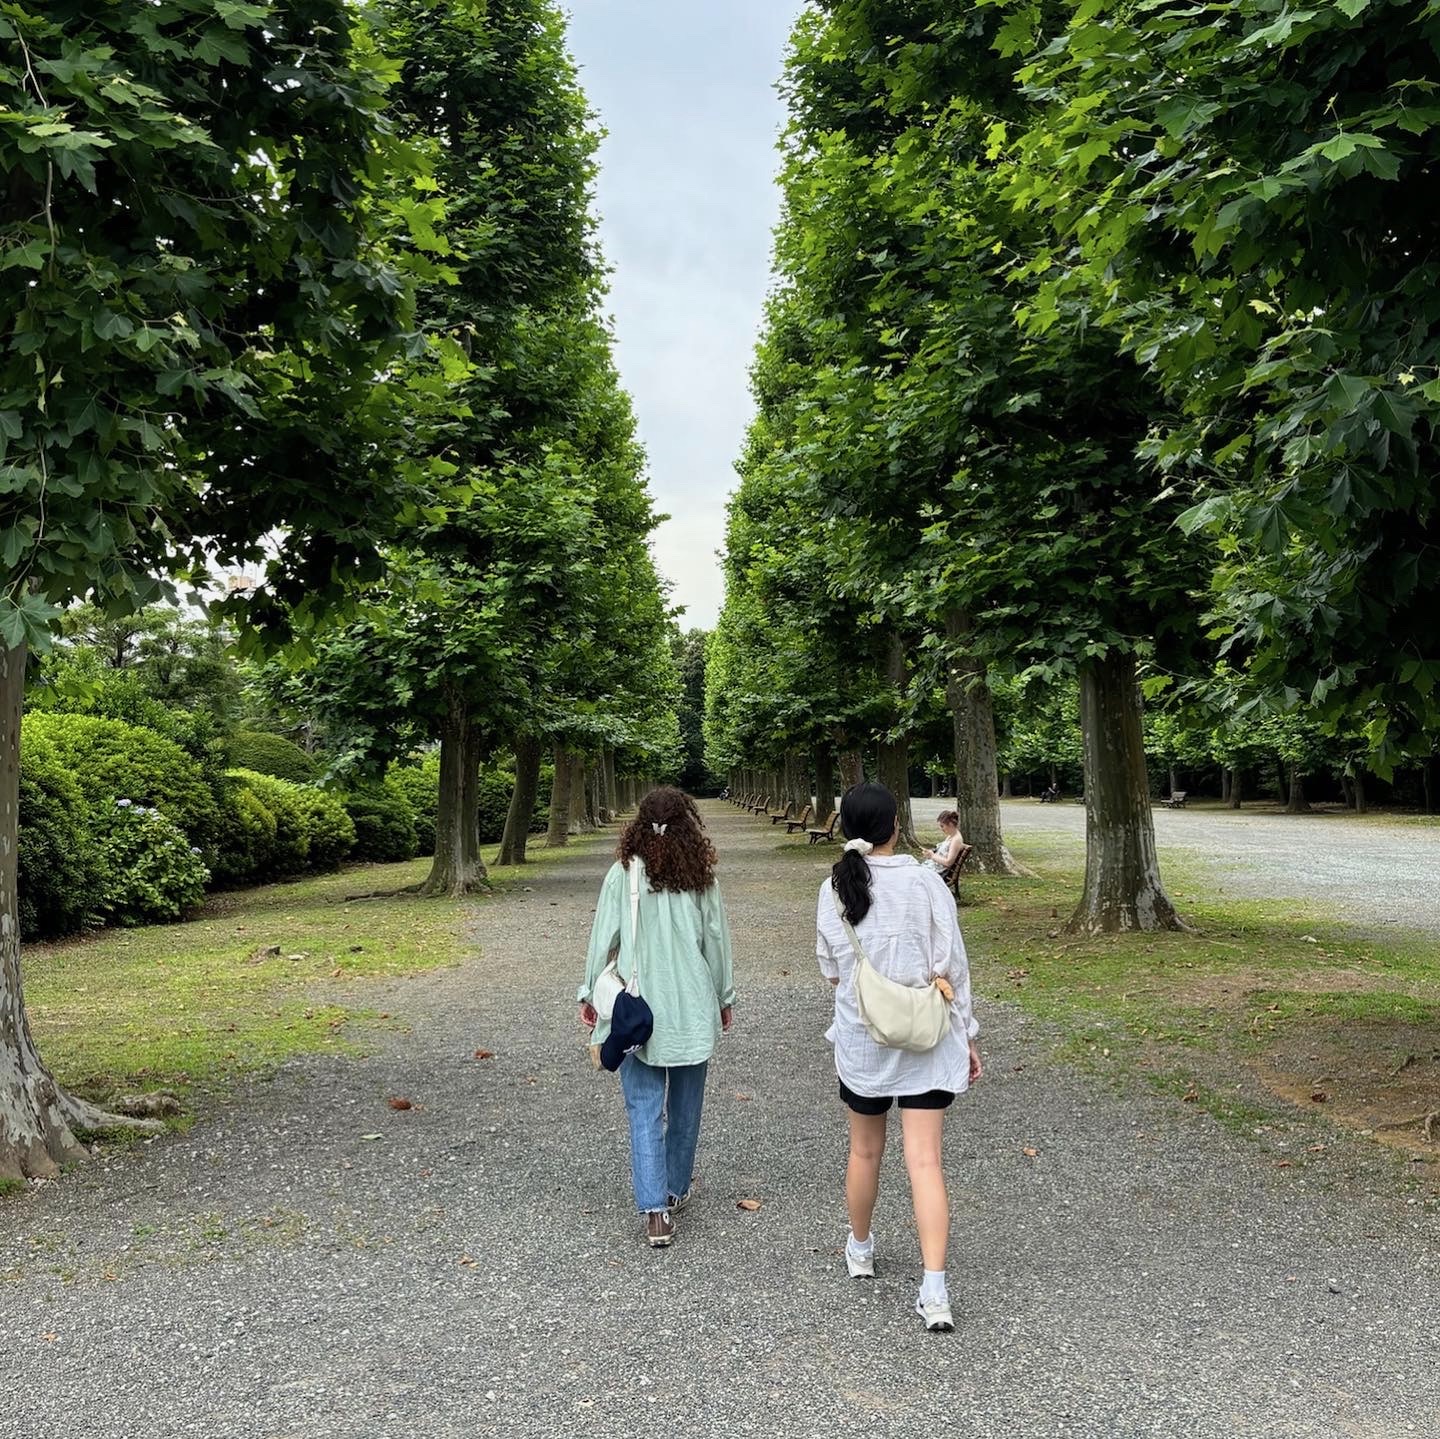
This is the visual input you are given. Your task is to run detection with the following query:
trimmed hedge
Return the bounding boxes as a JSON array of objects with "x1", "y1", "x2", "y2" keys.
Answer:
[
  {"x1": 17, "y1": 730, "x2": 103, "y2": 939},
  {"x1": 226, "y1": 730, "x2": 319, "y2": 784},
  {"x1": 22, "y1": 712, "x2": 221, "y2": 859},
  {"x1": 344, "y1": 785, "x2": 419, "y2": 863},
  {"x1": 385, "y1": 756, "x2": 439, "y2": 856},
  {"x1": 214, "y1": 771, "x2": 357, "y2": 883}
]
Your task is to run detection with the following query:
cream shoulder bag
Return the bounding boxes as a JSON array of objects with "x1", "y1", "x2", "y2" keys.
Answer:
[{"x1": 832, "y1": 889, "x2": 950, "y2": 1054}]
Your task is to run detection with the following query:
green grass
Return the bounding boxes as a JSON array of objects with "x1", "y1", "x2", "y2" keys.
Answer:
[{"x1": 24, "y1": 834, "x2": 600, "y2": 1112}]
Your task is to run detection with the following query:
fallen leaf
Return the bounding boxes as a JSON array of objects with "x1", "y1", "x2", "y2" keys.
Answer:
[
  {"x1": 736, "y1": 1198, "x2": 762, "y2": 1212},
  {"x1": 1022, "y1": 1146, "x2": 1039, "y2": 1159},
  {"x1": 387, "y1": 1097, "x2": 413, "y2": 1111},
  {"x1": 734, "y1": 1092, "x2": 752, "y2": 1102},
  {"x1": 1274, "y1": 1160, "x2": 1292, "y2": 1169},
  {"x1": 1310, "y1": 1091, "x2": 1329, "y2": 1104},
  {"x1": 474, "y1": 1049, "x2": 496, "y2": 1060},
  {"x1": 458, "y1": 1255, "x2": 478, "y2": 1267},
  {"x1": 330, "y1": 966, "x2": 343, "y2": 979},
  {"x1": 359, "y1": 1133, "x2": 382, "y2": 1142}
]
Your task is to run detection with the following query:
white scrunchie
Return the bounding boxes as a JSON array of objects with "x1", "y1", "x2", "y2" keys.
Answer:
[
  {"x1": 843, "y1": 838, "x2": 874, "y2": 856},
  {"x1": 650, "y1": 822, "x2": 668, "y2": 836}
]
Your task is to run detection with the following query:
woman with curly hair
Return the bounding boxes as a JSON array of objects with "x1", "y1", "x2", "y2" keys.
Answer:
[{"x1": 579, "y1": 786, "x2": 735, "y2": 1248}]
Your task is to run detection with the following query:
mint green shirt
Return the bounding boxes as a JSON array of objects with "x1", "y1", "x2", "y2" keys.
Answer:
[{"x1": 579, "y1": 858, "x2": 736, "y2": 1067}]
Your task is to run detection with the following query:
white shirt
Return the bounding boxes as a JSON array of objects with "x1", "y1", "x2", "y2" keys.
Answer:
[{"x1": 816, "y1": 855, "x2": 980, "y2": 1099}]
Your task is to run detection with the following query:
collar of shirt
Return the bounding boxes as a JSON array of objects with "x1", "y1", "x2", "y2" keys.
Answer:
[{"x1": 866, "y1": 854, "x2": 917, "y2": 867}]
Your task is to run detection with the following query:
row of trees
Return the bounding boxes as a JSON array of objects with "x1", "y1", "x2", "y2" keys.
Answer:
[
  {"x1": 706, "y1": 3, "x2": 1439, "y2": 928},
  {"x1": 1, "y1": 3, "x2": 677, "y2": 1180}
]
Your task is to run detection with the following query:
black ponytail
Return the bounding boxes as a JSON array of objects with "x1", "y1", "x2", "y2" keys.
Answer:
[{"x1": 831, "y1": 782, "x2": 899, "y2": 925}]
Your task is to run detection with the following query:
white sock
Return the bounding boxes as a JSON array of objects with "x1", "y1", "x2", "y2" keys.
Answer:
[
  {"x1": 920, "y1": 1269, "x2": 948, "y2": 1304},
  {"x1": 847, "y1": 1229, "x2": 874, "y2": 1257}
]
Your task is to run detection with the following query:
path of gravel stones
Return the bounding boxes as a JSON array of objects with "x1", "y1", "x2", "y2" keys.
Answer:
[{"x1": 1, "y1": 802, "x2": 1436, "y2": 1439}]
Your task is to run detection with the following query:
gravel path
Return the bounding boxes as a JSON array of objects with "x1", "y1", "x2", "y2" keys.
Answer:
[
  {"x1": 951, "y1": 798, "x2": 1440, "y2": 937},
  {"x1": 2, "y1": 802, "x2": 1437, "y2": 1438}
]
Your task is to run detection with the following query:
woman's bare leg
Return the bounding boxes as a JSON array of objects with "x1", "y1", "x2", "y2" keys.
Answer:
[
  {"x1": 846, "y1": 1110, "x2": 887, "y2": 1242},
  {"x1": 900, "y1": 1107, "x2": 948, "y2": 1271}
]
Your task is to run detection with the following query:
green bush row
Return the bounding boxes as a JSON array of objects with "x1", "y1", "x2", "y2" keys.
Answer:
[{"x1": 18, "y1": 710, "x2": 547, "y2": 940}]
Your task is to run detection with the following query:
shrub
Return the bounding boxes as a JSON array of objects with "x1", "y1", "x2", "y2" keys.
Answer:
[
  {"x1": 96, "y1": 801, "x2": 210, "y2": 925},
  {"x1": 22, "y1": 712, "x2": 221, "y2": 858},
  {"x1": 18, "y1": 730, "x2": 103, "y2": 939},
  {"x1": 226, "y1": 770, "x2": 309, "y2": 874},
  {"x1": 292, "y1": 787, "x2": 355, "y2": 870},
  {"x1": 227, "y1": 731, "x2": 318, "y2": 784},
  {"x1": 210, "y1": 778, "x2": 279, "y2": 888},
  {"x1": 344, "y1": 786, "x2": 418, "y2": 863},
  {"x1": 385, "y1": 756, "x2": 439, "y2": 855}
]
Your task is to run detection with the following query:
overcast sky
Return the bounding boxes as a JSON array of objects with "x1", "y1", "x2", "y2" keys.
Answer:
[{"x1": 565, "y1": 2, "x2": 805, "y2": 629}]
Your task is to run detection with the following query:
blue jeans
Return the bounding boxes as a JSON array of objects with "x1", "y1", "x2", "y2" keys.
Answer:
[{"x1": 618, "y1": 1056, "x2": 709, "y2": 1213}]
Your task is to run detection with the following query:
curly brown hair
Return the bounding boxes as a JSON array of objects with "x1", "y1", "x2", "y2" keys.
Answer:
[{"x1": 617, "y1": 786, "x2": 718, "y2": 893}]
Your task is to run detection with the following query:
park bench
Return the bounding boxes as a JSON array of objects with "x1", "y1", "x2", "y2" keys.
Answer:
[
  {"x1": 1160, "y1": 790, "x2": 1188, "y2": 809},
  {"x1": 939, "y1": 842, "x2": 975, "y2": 902},
  {"x1": 767, "y1": 802, "x2": 795, "y2": 824},
  {"x1": 747, "y1": 795, "x2": 771, "y2": 815},
  {"x1": 807, "y1": 810, "x2": 841, "y2": 845},
  {"x1": 786, "y1": 804, "x2": 815, "y2": 833}
]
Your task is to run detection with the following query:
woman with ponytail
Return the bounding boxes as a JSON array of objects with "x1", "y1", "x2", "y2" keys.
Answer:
[
  {"x1": 816, "y1": 782, "x2": 982, "y2": 1331},
  {"x1": 579, "y1": 787, "x2": 735, "y2": 1249}
]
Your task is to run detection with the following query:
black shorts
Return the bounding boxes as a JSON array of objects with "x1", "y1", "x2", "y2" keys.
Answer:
[{"x1": 839, "y1": 1079, "x2": 954, "y2": 1116}]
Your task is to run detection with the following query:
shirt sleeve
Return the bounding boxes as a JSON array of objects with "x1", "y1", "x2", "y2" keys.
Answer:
[
  {"x1": 578, "y1": 862, "x2": 625, "y2": 1002},
  {"x1": 816, "y1": 879, "x2": 840, "y2": 980},
  {"x1": 700, "y1": 880, "x2": 736, "y2": 1008},
  {"x1": 927, "y1": 874, "x2": 979, "y2": 1038}
]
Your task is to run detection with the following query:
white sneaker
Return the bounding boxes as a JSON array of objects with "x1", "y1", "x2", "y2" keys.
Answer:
[
  {"x1": 915, "y1": 1294, "x2": 954, "y2": 1331},
  {"x1": 845, "y1": 1239, "x2": 875, "y2": 1279}
]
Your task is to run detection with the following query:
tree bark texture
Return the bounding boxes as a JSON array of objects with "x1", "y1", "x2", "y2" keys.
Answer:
[
  {"x1": 585, "y1": 764, "x2": 600, "y2": 829},
  {"x1": 547, "y1": 747, "x2": 574, "y2": 847},
  {"x1": 1228, "y1": 767, "x2": 1243, "y2": 810},
  {"x1": 944, "y1": 611, "x2": 1021, "y2": 876},
  {"x1": 838, "y1": 749, "x2": 865, "y2": 793},
  {"x1": 784, "y1": 752, "x2": 808, "y2": 813},
  {"x1": 813, "y1": 750, "x2": 837, "y2": 820},
  {"x1": 1285, "y1": 766, "x2": 1311, "y2": 814},
  {"x1": 421, "y1": 697, "x2": 489, "y2": 897},
  {"x1": 878, "y1": 632, "x2": 919, "y2": 849},
  {"x1": 498, "y1": 734, "x2": 543, "y2": 866},
  {"x1": 1066, "y1": 652, "x2": 1185, "y2": 935},
  {"x1": 599, "y1": 748, "x2": 617, "y2": 823},
  {"x1": 1, "y1": 642, "x2": 162, "y2": 1181}
]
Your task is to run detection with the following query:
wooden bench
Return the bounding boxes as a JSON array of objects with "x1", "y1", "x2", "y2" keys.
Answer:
[
  {"x1": 807, "y1": 810, "x2": 841, "y2": 845},
  {"x1": 745, "y1": 794, "x2": 770, "y2": 814},
  {"x1": 785, "y1": 804, "x2": 815, "y2": 833},
  {"x1": 768, "y1": 802, "x2": 796, "y2": 825},
  {"x1": 1160, "y1": 790, "x2": 1188, "y2": 809},
  {"x1": 939, "y1": 842, "x2": 975, "y2": 901}
]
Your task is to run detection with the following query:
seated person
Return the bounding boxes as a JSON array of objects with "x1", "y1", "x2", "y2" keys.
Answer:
[{"x1": 921, "y1": 809, "x2": 964, "y2": 870}]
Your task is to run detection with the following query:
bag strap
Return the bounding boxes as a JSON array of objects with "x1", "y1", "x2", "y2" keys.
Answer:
[
  {"x1": 627, "y1": 858, "x2": 642, "y2": 995},
  {"x1": 831, "y1": 887, "x2": 868, "y2": 966}
]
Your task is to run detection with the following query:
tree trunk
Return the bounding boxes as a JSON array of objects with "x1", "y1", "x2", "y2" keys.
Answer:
[
  {"x1": 838, "y1": 749, "x2": 864, "y2": 792},
  {"x1": 1065, "y1": 652, "x2": 1185, "y2": 935},
  {"x1": 1339, "y1": 773, "x2": 1354, "y2": 809},
  {"x1": 569, "y1": 757, "x2": 589, "y2": 833},
  {"x1": 878, "y1": 632, "x2": 919, "y2": 849},
  {"x1": 944, "y1": 611, "x2": 1021, "y2": 875},
  {"x1": 585, "y1": 763, "x2": 600, "y2": 828},
  {"x1": 813, "y1": 750, "x2": 837, "y2": 821},
  {"x1": 1285, "y1": 765, "x2": 1311, "y2": 814},
  {"x1": 1424, "y1": 759, "x2": 1434, "y2": 816},
  {"x1": 599, "y1": 747, "x2": 618, "y2": 823},
  {"x1": 1168, "y1": 767, "x2": 1179, "y2": 798},
  {"x1": 783, "y1": 751, "x2": 806, "y2": 812},
  {"x1": 547, "y1": 747, "x2": 574, "y2": 847},
  {"x1": 1352, "y1": 770, "x2": 1367, "y2": 815},
  {"x1": 1220, "y1": 768, "x2": 1232, "y2": 804},
  {"x1": 498, "y1": 734, "x2": 544, "y2": 866},
  {"x1": 1, "y1": 641, "x2": 164, "y2": 1182},
  {"x1": 421, "y1": 696, "x2": 489, "y2": 897},
  {"x1": 1228, "y1": 768, "x2": 1243, "y2": 810},
  {"x1": 1001, "y1": 773, "x2": 1013, "y2": 799}
]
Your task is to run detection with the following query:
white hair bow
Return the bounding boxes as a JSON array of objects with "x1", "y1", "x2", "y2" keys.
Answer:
[
  {"x1": 651, "y1": 822, "x2": 668, "y2": 836},
  {"x1": 843, "y1": 838, "x2": 874, "y2": 856}
]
